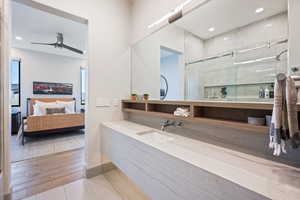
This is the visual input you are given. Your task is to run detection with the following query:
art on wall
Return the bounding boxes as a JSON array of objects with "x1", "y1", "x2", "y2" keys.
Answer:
[{"x1": 33, "y1": 82, "x2": 73, "y2": 95}]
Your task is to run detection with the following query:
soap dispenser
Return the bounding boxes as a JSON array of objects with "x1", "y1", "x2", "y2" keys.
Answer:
[
  {"x1": 264, "y1": 87, "x2": 270, "y2": 99},
  {"x1": 259, "y1": 87, "x2": 264, "y2": 98},
  {"x1": 269, "y1": 83, "x2": 274, "y2": 98}
]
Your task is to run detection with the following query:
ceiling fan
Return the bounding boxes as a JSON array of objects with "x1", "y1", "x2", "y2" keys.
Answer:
[{"x1": 31, "y1": 33, "x2": 84, "y2": 54}]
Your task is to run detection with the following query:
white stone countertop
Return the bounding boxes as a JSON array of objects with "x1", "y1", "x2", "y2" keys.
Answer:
[{"x1": 102, "y1": 120, "x2": 300, "y2": 200}]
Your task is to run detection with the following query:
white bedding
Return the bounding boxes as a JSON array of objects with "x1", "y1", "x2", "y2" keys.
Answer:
[{"x1": 33, "y1": 100, "x2": 75, "y2": 116}]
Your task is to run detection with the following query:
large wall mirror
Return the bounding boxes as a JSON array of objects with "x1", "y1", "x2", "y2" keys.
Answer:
[{"x1": 131, "y1": 0, "x2": 288, "y2": 102}]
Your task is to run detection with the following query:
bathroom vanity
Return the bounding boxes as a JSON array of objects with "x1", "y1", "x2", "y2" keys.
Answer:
[
  {"x1": 109, "y1": 0, "x2": 300, "y2": 199},
  {"x1": 101, "y1": 121, "x2": 300, "y2": 200}
]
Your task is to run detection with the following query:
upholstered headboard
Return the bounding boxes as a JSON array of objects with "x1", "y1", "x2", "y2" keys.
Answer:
[{"x1": 27, "y1": 98, "x2": 76, "y2": 116}]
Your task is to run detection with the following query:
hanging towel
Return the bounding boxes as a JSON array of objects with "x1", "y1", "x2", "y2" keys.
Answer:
[
  {"x1": 269, "y1": 79, "x2": 287, "y2": 156},
  {"x1": 286, "y1": 77, "x2": 300, "y2": 148},
  {"x1": 269, "y1": 76, "x2": 300, "y2": 156}
]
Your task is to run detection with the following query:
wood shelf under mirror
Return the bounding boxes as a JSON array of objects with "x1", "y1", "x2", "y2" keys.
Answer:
[
  {"x1": 122, "y1": 102, "x2": 146, "y2": 111},
  {"x1": 193, "y1": 106, "x2": 272, "y2": 124},
  {"x1": 147, "y1": 103, "x2": 191, "y2": 114},
  {"x1": 122, "y1": 100, "x2": 300, "y2": 134}
]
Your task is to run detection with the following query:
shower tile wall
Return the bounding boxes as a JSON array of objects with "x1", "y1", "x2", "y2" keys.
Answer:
[{"x1": 186, "y1": 13, "x2": 288, "y2": 101}]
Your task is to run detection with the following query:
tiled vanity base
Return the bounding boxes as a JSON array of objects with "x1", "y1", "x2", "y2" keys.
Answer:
[{"x1": 102, "y1": 125, "x2": 269, "y2": 200}]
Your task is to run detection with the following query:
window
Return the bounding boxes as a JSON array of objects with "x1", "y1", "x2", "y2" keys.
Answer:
[
  {"x1": 11, "y1": 60, "x2": 21, "y2": 107},
  {"x1": 80, "y1": 68, "x2": 86, "y2": 105}
]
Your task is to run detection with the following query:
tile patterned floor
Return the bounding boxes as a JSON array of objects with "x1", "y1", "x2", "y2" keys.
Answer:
[
  {"x1": 22, "y1": 175, "x2": 122, "y2": 200},
  {"x1": 11, "y1": 131, "x2": 85, "y2": 162}
]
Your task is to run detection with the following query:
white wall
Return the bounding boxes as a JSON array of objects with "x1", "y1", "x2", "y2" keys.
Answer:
[{"x1": 11, "y1": 48, "x2": 86, "y2": 115}]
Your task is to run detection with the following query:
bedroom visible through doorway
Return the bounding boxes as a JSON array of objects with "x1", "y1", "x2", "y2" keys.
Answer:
[{"x1": 9, "y1": 1, "x2": 88, "y2": 198}]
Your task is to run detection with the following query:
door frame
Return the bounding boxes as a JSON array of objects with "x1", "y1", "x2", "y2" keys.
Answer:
[{"x1": 1, "y1": 0, "x2": 12, "y2": 197}]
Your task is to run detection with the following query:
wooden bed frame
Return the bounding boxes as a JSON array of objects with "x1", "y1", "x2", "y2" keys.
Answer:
[{"x1": 22, "y1": 98, "x2": 85, "y2": 145}]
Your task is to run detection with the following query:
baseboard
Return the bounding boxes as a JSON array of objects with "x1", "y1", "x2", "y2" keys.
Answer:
[{"x1": 85, "y1": 162, "x2": 116, "y2": 178}]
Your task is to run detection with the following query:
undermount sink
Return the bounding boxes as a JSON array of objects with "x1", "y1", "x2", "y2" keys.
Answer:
[{"x1": 137, "y1": 130, "x2": 174, "y2": 143}]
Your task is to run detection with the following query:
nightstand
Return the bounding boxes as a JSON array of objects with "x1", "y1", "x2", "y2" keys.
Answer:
[{"x1": 11, "y1": 111, "x2": 21, "y2": 135}]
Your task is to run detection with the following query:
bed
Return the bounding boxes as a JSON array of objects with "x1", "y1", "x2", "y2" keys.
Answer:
[{"x1": 21, "y1": 98, "x2": 85, "y2": 145}]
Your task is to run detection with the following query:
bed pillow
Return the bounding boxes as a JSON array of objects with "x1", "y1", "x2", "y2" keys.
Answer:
[
  {"x1": 34, "y1": 101, "x2": 60, "y2": 115},
  {"x1": 33, "y1": 104, "x2": 43, "y2": 116},
  {"x1": 46, "y1": 107, "x2": 66, "y2": 115},
  {"x1": 56, "y1": 101, "x2": 75, "y2": 114}
]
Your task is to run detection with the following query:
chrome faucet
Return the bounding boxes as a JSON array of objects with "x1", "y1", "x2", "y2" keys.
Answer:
[{"x1": 161, "y1": 120, "x2": 183, "y2": 131}]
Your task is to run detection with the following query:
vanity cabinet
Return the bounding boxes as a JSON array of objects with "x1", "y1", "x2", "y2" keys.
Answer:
[{"x1": 102, "y1": 124, "x2": 270, "y2": 200}]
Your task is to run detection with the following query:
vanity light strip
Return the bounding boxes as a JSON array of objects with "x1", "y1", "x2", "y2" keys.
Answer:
[{"x1": 148, "y1": 0, "x2": 212, "y2": 29}]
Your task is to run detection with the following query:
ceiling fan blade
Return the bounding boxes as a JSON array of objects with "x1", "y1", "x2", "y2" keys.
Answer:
[
  {"x1": 31, "y1": 42, "x2": 56, "y2": 46},
  {"x1": 62, "y1": 44, "x2": 83, "y2": 54}
]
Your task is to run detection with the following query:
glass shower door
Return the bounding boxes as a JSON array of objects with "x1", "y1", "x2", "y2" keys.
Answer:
[{"x1": 185, "y1": 38, "x2": 288, "y2": 102}]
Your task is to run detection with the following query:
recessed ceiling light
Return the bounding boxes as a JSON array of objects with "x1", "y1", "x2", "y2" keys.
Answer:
[
  {"x1": 15, "y1": 36, "x2": 23, "y2": 41},
  {"x1": 255, "y1": 7, "x2": 264, "y2": 14},
  {"x1": 208, "y1": 27, "x2": 215, "y2": 32},
  {"x1": 223, "y1": 37, "x2": 230, "y2": 41}
]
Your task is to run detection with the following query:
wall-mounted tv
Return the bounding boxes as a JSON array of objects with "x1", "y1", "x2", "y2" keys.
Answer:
[{"x1": 33, "y1": 82, "x2": 73, "y2": 95}]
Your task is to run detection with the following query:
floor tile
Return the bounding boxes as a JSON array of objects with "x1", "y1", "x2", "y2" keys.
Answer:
[
  {"x1": 36, "y1": 187, "x2": 66, "y2": 200},
  {"x1": 87, "y1": 176, "x2": 123, "y2": 200},
  {"x1": 22, "y1": 196, "x2": 36, "y2": 200},
  {"x1": 18, "y1": 174, "x2": 123, "y2": 200},
  {"x1": 64, "y1": 179, "x2": 95, "y2": 200},
  {"x1": 64, "y1": 176, "x2": 122, "y2": 200}
]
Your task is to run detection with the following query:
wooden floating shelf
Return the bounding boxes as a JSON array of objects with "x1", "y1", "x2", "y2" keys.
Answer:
[
  {"x1": 122, "y1": 99, "x2": 277, "y2": 110},
  {"x1": 121, "y1": 100, "x2": 292, "y2": 134},
  {"x1": 123, "y1": 108, "x2": 269, "y2": 134}
]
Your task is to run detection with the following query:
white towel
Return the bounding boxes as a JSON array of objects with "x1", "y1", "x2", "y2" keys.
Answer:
[
  {"x1": 174, "y1": 107, "x2": 190, "y2": 117},
  {"x1": 269, "y1": 76, "x2": 300, "y2": 156},
  {"x1": 269, "y1": 79, "x2": 287, "y2": 156}
]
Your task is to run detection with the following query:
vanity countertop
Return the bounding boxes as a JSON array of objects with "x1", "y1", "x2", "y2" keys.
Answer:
[{"x1": 102, "y1": 120, "x2": 300, "y2": 200}]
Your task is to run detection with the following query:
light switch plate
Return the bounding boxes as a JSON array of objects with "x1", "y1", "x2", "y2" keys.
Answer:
[{"x1": 96, "y1": 98, "x2": 111, "y2": 107}]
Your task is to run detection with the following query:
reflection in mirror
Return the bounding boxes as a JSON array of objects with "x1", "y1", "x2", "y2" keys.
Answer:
[
  {"x1": 160, "y1": 47, "x2": 184, "y2": 100},
  {"x1": 131, "y1": 0, "x2": 288, "y2": 102},
  {"x1": 160, "y1": 75, "x2": 168, "y2": 100}
]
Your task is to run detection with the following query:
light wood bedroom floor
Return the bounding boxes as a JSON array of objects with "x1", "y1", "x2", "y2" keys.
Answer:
[
  {"x1": 11, "y1": 130, "x2": 84, "y2": 162},
  {"x1": 11, "y1": 149, "x2": 85, "y2": 200}
]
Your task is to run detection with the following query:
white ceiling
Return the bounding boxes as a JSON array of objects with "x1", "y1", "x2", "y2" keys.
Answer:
[
  {"x1": 175, "y1": 0, "x2": 287, "y2": 40},
  {"x1": 11, "y1": 2, "x2": 88, "y2": 59}
]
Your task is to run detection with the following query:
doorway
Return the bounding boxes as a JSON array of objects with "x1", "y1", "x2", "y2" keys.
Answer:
[
  {"x1": 160, "y1": 47, "x2": 184, "y2": 100},
  {"x1": 9, "y1": 1, "x2": 88, "y2": 199}
]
